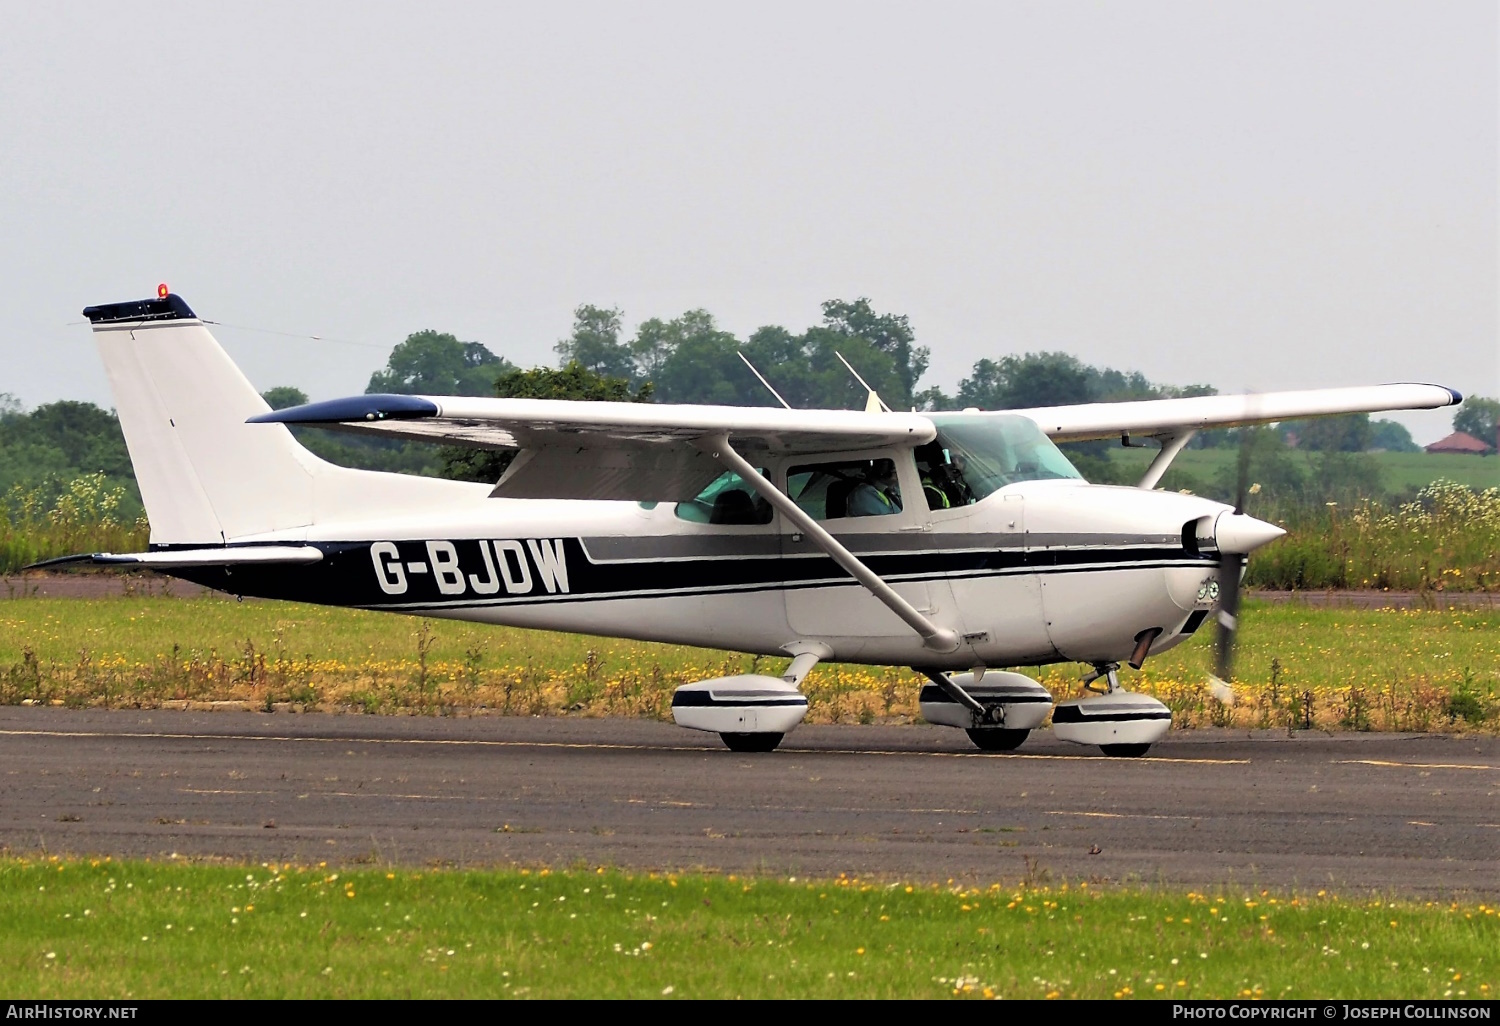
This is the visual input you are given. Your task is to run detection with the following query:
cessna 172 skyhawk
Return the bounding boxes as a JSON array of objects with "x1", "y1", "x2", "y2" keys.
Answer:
[{"x1": 53, "y1": 292, "x2": 1462, "y2": 756}]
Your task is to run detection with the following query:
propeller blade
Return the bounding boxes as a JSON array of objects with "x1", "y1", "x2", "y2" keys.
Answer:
[
  {"x1": 1214, "y1": 422, "x2": 1255, "y2": 688},
  {"x1": 1233, "y1": 425, "x2": 1254, "y2": 514},
  {"x1": 1213, "y1": 553, "x2": 1243, "y2": 682}
]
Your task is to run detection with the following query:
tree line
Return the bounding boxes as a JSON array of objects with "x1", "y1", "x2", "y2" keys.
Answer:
[{"x1": 2, "y1": 296, "x2": 1493, "y2": 520}]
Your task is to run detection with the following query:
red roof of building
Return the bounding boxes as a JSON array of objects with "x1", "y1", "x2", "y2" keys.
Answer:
[{"x1": 1425, "y1": 431, "x2": 1492, "y2": 454}]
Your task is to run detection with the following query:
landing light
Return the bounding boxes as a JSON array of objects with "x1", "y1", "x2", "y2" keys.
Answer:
[{"x1": 157, "y1": 283, "x2": 169, "y2": 299}]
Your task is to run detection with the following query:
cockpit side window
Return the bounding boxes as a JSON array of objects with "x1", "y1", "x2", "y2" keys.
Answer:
[
  {"x1": 786, "y1": 458, "x2": 903, "y2": 520},
  {"x1": 913, "y1": 441, "x2": 973, "y2": 510},
  {"x1": 674, "y1": 469, "x2": 774, "y2": 525}
]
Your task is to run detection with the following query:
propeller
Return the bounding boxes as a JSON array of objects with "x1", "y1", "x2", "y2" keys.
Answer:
[{"x1": 1208, "y1": 427, "x2": 1256, "y2": 706}]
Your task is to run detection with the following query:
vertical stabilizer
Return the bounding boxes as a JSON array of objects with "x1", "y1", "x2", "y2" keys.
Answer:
[{"x1": 85, "y1": 294, "x2": 321, "y2": 544}]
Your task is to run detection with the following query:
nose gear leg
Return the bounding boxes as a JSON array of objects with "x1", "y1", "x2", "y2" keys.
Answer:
[{"x1": 1080, "y1": 662, "x2": 1121, "y2": 695}]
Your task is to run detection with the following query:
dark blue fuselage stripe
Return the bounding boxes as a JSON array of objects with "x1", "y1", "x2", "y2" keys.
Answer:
[{"x1": 169, "y1": 538, "x2": 1215, "y2": 610}]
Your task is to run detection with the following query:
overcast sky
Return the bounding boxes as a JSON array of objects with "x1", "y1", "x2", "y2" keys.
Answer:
[{"x1": 1, "y1": 2, "x2": 1493, "y2": 442}]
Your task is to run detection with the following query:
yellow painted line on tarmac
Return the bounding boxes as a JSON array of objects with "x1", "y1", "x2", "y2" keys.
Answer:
[
  {"x1": 0, "y1": 728, "x2": 694, "y2": 753},
  {"x1": 1046, "y1": 810, "x2": 1197, "y2": 821},
  {"x1": 1334, "y1": 759, "x2": 1494, "y2": 771},
  {"x1": 778, "y1": 747, "x2": 1249, "y2": 765},
  {"x1": 0, "y1": 728, "x2": 1249, "y2": 764}
]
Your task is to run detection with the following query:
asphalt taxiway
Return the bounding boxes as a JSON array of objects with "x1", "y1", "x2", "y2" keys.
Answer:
[{"x1": 2, "y1": 708, "x2": 1495, "y2": 895}]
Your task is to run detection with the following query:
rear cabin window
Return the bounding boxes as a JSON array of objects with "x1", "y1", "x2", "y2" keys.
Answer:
[{"x1": 674, "y1": 469, "x2": 773, "y2": 525}]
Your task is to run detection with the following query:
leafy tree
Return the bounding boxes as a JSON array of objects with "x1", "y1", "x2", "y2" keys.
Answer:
[
  {"x1": 1453, "y1": 396, "x2": 1500, "y2": 446},
  {"x1": 440, "y1": 363, "x2": 653, "y2": 483},
  {"x1": 367, "y1": 330, "x2": 511, "y2": 396},
  {"x1": 738, "y1": 325, "x2": 808, "y2": 406},
  {"x1": 555, "y1": 305, "x2": 634, "y2": 381},
  {"x1": 1312, "y1": 451, "x2": 1387, "y2": 504},
  {"x1": 13, "y1": 402, "x2": 135, "y2": 482},
  {"x1": 1370, "y1": 419, "x2": 1419, "y2": 453},
  {"x1": 956, "y1": 353, "x2": 1092, "y2": 410},
  {"x1": 261, "y1": 386, "x2": 309, "y2": 410},
  {"x1": 803, "y1": 329, "x2": 905, "y2": 410},
  {"x1": 819, "y1": 298, "x2": 928, "y2": 406},
  {"x1": 1285, "y1": 413, "x2": 1374, "y2": 453},
  {"x1": 913, "y1": 385, "x2": 956, "y2": 411},
  {"x1": 629, "y1": 317, "x2": 678, "y2": 386},
  {"x1": 1213, "y1": 427, "x2": 1308, "y2": 508},
  {"x1": 622, "y1": 304, "x2": 919, "y2": 411},
  {"x1": 641, "y1": 311, "x2": 749, "y2": 405},
  {"x1": 1087, "y1": 367, "x2": 1159, "y2": 402},
  {"x1": 0, "y1": 400, "x2": 139, "y2": 512}
]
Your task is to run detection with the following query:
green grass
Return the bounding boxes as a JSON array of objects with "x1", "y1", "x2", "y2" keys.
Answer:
[
  {"x1": 1, "y1": 595, "x2": 1497, "y2": 731},
  {"x1": 6, "y1": 860, "x2": 1495, "y2": 999},
  {"x1": 1105, "y1": 448, "x2": 1500, "y2": 493}
]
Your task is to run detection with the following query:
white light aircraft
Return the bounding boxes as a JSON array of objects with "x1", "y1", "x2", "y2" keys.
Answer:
[{"x1": 50, "y1": 292, "x2": 1463, "y2": 756}]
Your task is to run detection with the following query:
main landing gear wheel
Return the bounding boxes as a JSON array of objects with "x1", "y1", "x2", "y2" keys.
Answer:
[
  {"x1": 720, "y1": 732, "x2": 784, "y2": 753},
  {"x1": 964, "y1": 728, "x2": 1029, "y2": 751},
  {"x1": 1099, "y1": 743, "x2": 1151, "y2": 758}
]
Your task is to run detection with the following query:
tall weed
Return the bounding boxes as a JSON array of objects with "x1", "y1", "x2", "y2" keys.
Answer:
[
  {"x1": 1, "y1": 474, "x2": 148, "y2": 571},
  {"x1": 1248, "y1": 480, "x2": 1500, "y2": 591}
]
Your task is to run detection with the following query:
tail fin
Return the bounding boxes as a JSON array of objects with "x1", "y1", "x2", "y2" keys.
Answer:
[{"x1": 84, "y1": 293, "x2": 473, "y2": 545}]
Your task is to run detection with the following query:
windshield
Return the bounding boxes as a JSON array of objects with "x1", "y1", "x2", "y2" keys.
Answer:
[{"x1": 916, "y1": 414, "x2": 1082, "y2": 504}]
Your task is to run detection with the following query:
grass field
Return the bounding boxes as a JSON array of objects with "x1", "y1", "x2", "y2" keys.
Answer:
[
  {"x1": 7, "y1": 859, "x2": 1495, "y2": 999},
  {"x1": 1, "y1": 594, "x2": 1496, "y2": 733},
  {"x1": 1106, "y1": 447, "x2": 1500, "y2": 494}
]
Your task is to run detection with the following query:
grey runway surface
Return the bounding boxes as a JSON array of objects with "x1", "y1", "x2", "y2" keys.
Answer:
[{"x1": 2, "y1": 708, "x2": 1496, "y2": 896}]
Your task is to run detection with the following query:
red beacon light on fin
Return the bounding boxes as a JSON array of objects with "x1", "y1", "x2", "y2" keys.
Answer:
[{"x1": 157, "y1": 283, "x2": 169, "y2": 299}]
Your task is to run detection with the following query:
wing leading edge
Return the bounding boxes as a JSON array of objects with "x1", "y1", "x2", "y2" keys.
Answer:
[{"x1": 1008, "y1": 383, "x2": 1462, "y2": 443}]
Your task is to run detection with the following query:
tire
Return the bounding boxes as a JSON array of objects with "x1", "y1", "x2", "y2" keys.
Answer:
[
  {"x1": 720, "y1": 732, "x2": 784, "y2": 753},
  {"x1": 1100, "y1": 743, "x2": 1151, "y2": 758},
  {"x1": 964, "y1": 728, "x2": 1029, "y2": 751}
]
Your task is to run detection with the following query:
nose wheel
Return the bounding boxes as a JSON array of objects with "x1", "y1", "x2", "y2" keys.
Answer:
[
  {"x1": 720, "y1": 732, "x2": 784, "y2": 753},
  {"x1": 964, "y1": 728, "x2": 1030, "y2": 751},
  {"x1": 1051, "y1": 662, "x2": 1172, "y2": 757}
]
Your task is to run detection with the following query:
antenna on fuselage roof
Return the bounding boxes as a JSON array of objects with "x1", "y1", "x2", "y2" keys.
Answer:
[
  {"x1": 834, "y1": 351, "x2": 893, "y2": 414},
  {"x1": 735, "y1": 350, "x2": 792, "y2": 410}
]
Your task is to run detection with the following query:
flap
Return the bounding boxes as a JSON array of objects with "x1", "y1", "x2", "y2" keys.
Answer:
[{"x1": 492, "y1": 445, "x2": 723, "y2": 501}]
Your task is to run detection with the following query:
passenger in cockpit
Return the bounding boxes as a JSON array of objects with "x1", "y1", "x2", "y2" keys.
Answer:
[{"x1": 848, "y1": 460, "x2": 902, "y2": 517}]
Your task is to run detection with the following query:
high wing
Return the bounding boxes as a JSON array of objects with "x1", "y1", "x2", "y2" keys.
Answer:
[
  {"x1": 254, "y1": 382, "x2": 1461, "y2": 499},
  {"x1": 1009, "y1": 382, "x2": 1461, "y2": 443},
  {"x1": 251, "y1": 396, "x2": 936, "y2": 501}
]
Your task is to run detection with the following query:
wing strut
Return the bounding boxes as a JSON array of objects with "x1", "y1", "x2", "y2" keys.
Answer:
[
  {"x1": 1136, "y1": 430, "x2": 1196, "y2": 490},
  {"x1": 698, "y1": 435, "x2": 960, "y2": 653},
  {"x1": 920, "y1": 669, "x2": 987, "y2": 717}
]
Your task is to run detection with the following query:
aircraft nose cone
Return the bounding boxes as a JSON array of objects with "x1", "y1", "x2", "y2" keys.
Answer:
[{"x1": 1214, "y1": 511, "x2": 1286, "y2": 554}]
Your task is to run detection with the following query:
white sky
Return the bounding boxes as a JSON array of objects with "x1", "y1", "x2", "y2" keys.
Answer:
[{"x1": 1, "y1": 2, "x2": 1494, "y2": 442}]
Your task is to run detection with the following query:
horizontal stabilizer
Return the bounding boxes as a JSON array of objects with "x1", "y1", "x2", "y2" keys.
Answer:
[{"x1": 29, "y1": 546, "x2": 324, "y2": 570}]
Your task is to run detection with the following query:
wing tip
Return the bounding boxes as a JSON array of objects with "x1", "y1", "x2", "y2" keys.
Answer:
[{"x1": 249, "y1": 394, "x2": 441, "y2": 425}]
